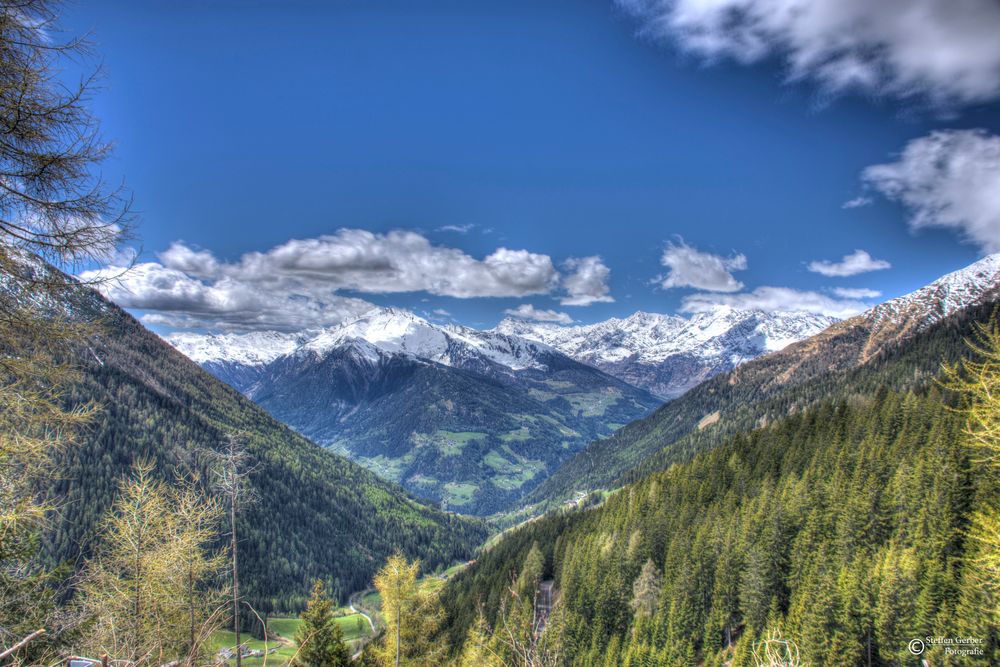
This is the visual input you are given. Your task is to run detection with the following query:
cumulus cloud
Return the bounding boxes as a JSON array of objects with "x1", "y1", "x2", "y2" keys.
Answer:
[
  {"x1": 617, "y1": 0, "x2": 1000, "y2": 107},
  {"x1": 832, "y1": 287, "x2": 882, "y2": 299},
  {"x1": 862, "y1": 129, "x2": 1000, "y2": 253},
  {"x1": 157, "y1": 229, "x2": 559, "y2": 298},
  {"x1": 808, "y1": 250, "x2": 891, "y2": 277},
  {"x1": 503, "y1": 304, "x2": 573, "y2": 325},
  {"x1": 561, "y1": 256, "x2": 614, "y2": 306},
  {"x1": 659, "y1": 241, "x2": 746, "y2": 292},
  {"x1": 158, "y1": 242, "x2": 219, "y2": 277},
  {"x1": 681, "y1": 286, "x2": 868, "y2": 319},
  {"x1": 83, "y1": 261, "x2": 374, "y2": 331},
  {"x1": 80, "y1": 229, "x2": 592, "y2": 331}
]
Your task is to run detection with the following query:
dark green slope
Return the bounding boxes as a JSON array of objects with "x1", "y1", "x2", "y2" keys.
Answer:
[
  {"x1": 250, "y1": 341, "x2": 659, "y2": 515},
  {"x1": 528, "y1": 294, "x2": 1000, "y2": 510},
  {"x1": 440, "y1": 326, "x2": 997, "y2": 664},
  {"x1": 37, "y1": 281, "x2": 486, "y2": 615}
]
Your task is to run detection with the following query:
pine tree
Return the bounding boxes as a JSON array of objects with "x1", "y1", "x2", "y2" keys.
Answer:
[
  {"x1": 517, "y1": 541, "x2": 545, "y2": 598},
  {"x1": 292, "y1": 580, "x2": 350, "y2": 667}
]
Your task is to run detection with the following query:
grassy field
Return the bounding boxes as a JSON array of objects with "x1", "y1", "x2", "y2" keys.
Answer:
[
  {"x1": 354, "y1": 560, "x2": 472, "y2": 628},
  {"x1": 212, "y1": 561, "x2": 471, "y2": 665},
  {"x1": 211, "y1": 610, "x2": 372, "y2": 665}
]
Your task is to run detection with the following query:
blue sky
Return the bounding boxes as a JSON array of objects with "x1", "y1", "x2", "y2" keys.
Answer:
[{"x1": 68, "y1": 0, "x2": 1000, "y2": 331}]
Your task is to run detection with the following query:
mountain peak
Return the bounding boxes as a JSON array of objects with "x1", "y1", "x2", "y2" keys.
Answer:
[
  {"x1": 166, "y1": 330, "x2": 305, "y2": 365},
  {"x1": 492, "y1": 308, "x2": 837, "y2": 397},
  {"x1": 864, "y1": 252, "x2": 1000, "y2": 331}
]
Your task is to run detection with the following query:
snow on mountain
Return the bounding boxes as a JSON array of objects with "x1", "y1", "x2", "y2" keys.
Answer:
[
  {"x1": 164, "y1": 306, "x2": 836, "y2": 399},
  {"x1": 497, "y1": 307, "x2": 837, "y2": 398},
  {"x1": 163, "y1": 253, "x2": 1000, "y2": 400},
  {"x1": 165, "y1": 307, "x2": 560, "y2": 385},
  {"x1": 167, "y1": 330, "x2": 306, "y2": 366},
  {"x1": 296, "y1": 307, "x2": 555, "y2": 372},
  {"x1": 863, "y1": 253, "x2": 1000, "y2": 331}
]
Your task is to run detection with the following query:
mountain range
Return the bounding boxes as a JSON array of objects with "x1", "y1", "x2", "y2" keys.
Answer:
[
  {"x1": 171, "y1": 309, "x2": 662, "y2": 514},
  {"x1": 527, "y1": 252, "x2": 1000, "y2": 509},
  {"x1": 166, "y1": 254, "x2": 1000, "y2": 517},
  {"x1": 495, "y1": 307, "x2": 837, "y2": 397}
]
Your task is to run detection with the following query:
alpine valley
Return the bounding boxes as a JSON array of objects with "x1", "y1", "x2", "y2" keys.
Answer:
[
  {"x1": 5, "y1": 5, "x2": 1000, "y2": 666},
  {"x1": 167, "y1": 306, "x2": 834, "y2": 514}
]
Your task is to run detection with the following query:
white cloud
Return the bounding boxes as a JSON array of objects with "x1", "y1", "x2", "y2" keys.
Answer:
[
  {"x1": 808, "y1": 250, "x2": 891, "y2": 277},
  {"x1": 503, "y1": 304, "x2": 573, "y2": 325},
  {"x1": 79, "y1": 229, "x2": 585, "y2": 332},
  {"x1": 618, "y1": 0, "x2": 1000, "y2": 107},
  {"x1": 659, "y1": 241, "x2": 746, "y2": 292},
  {"x1": 82, "y1": 261, "x2": 374, "y2": 332},
  {"x1": 842, "y1": 196, "x2": 872, "y2": 210},
  {"x1": 436, "y1": 224, "x2": 474, "y2": 234},
  {"x1": 862, "y1": 129, "x2": 1000, "y2": 253},
  {"x1": 162, "y1": 229, "x2": 559, "y2": 298},
  {"x1": 560, "y1": 256, "x2": 614, "y2": 306},
  {"x1": 681, "y1": 286, "x2": 867, "y2": 318},
  {"x1": 158, "y1": 242, "x2": 219, "y2": 277},
  {"x1": 832, "y1": 287, "x2": 882, "y2": 299}
]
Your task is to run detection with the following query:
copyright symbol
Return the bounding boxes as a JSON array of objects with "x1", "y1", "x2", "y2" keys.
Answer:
[{"x1": 908, "y1": 639, "x2": 925, "y2": 655}]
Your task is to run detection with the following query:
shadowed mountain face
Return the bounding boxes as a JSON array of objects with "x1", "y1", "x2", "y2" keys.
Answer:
[
  {"x1": 2, "y1": 258, "x2": 485, "y2": 612},
  {"x1": 174, "y1": 309, "x2": 661, "y2": 515}
]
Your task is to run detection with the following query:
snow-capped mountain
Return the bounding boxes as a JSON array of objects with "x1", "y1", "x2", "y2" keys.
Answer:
[
  {"x1": 168, "y1": 330, "x2": 305, "y2": 365},
  {"x1": 166, "y1": 307, "x2": 660, "y2": 515},
  {"x1": 863, "y1": 252, "x2": 1000, "y2": 332},
  {"x1": 497, "y1": 307, "x2": 837, "y2": 398},
  {"x1": 294, "y1": 307, "x2": 557, "y2": 374},
  {"x1": 167, "y1": 330, "x2": 306, "y2": 391},
  {"x1": 530, "y1": 254, "x2": 1000, "y2": 508}
]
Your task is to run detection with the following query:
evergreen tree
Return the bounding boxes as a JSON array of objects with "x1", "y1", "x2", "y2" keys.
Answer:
[
  {"x1": 292, "y1": 580, "x2": 350, "y2": 667},
  {"x1": 517, "y1": 541, "x2": 545, "y2": 598}
]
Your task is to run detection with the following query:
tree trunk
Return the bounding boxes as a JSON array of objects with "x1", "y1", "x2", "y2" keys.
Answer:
[
  {"x1": 395, "y1": 597, "x2": 401, "y2": 667},
  {"x1": 231, "y1": 486, "x2": 241, "y2": 667},
  {"x1": 188, "y1": 561, "x2": 196, "y2": 657}
]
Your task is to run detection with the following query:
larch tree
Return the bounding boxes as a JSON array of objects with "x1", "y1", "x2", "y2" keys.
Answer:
[
  {"x1": 0, "y1": 0, "x2": 131, "y2": 661},
  {"x1": 630, "y1": 559, "x2": 662, "y2": 619},
  {"x1": 79, "y1": 463, "x2": 225, "y2": 665},
  {"x1": 209, "y1": 432, "x2": 258, "y2": 667},
  {"x1": 373, "y1": 553, "x2": 446, "y2": 667},
  {"x1": 943, "y1": 320, "x2": 1000, "y2": 624}
]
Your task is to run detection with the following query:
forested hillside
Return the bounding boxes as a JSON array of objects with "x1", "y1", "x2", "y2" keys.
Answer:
[
  {"x1": 24, "y1": 268, "x2": 486, "y2": 616},
  {"x1": 529, "y1": 281, "x2": 1000, "y2": 510},
  {"x1": 174, "y1": 308, "x2": 660, "y2": 515},
  {"x1": 441, "y1": 376, "x2": 997, "y2": 665}
]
